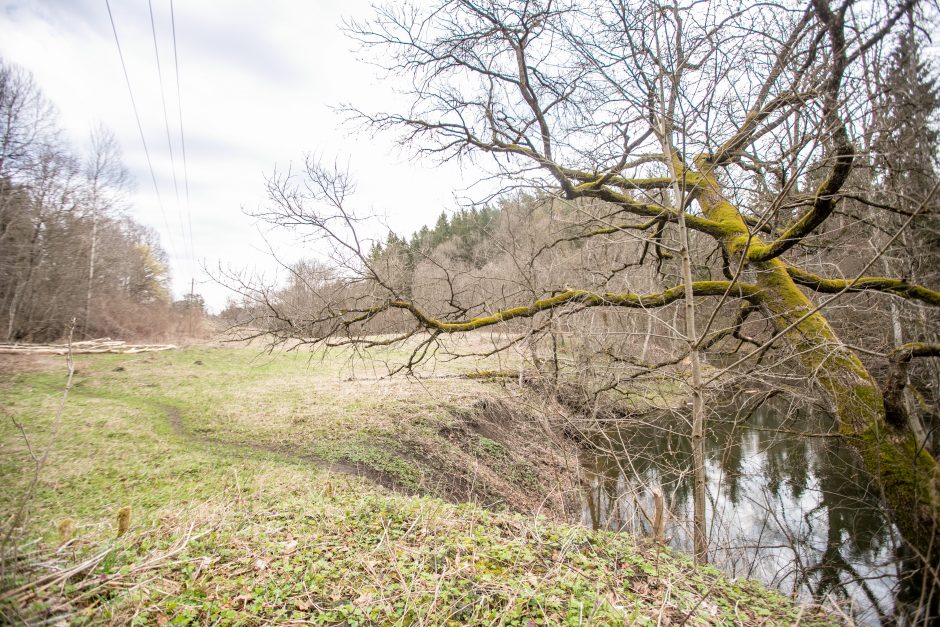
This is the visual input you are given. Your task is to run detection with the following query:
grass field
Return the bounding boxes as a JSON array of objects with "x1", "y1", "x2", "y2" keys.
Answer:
[{"x1": 0, "y1": 344, "x2": 833, "y2": 625}]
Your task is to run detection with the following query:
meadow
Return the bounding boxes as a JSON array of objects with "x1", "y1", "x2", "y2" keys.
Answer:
[{"x1": 0, "y1": 344, "x2": 831, "y2": 625}]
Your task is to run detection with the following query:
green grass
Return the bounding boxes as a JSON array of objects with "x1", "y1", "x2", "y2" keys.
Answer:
[{"x1": 0, "y1": 346, "x2": 834, "y2": 625}]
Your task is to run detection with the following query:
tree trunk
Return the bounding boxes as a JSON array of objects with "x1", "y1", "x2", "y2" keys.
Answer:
[
  {"x1": 695, "y1": 162, "x2": 940, "y2": 564},
  {"x1": 84, "y1": 208, "x2": 98, "y2": 338},
  {"x1": 667, "y1": 149, "x2": 709, "y2": 565}
]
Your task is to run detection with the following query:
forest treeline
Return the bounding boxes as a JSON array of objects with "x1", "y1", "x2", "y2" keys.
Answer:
[{"x1": 0, "y1": 60, "x2": 202, "y2": 342}]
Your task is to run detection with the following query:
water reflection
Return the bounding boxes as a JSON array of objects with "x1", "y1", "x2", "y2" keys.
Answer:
[{"x1": 579, "y1": 398, "x2": 927, "y2": 624}]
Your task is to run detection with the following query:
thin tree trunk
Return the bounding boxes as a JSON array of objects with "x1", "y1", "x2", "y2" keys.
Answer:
[
  {"x1": 680, "y1": 225, "x2": 708, "y2": 565},
  {"x1": 665, "y1": 143, "x2": 708, "y2": 565},
  {"x1": 84, "y1": 208, "x2": 98, "y2": 338}
]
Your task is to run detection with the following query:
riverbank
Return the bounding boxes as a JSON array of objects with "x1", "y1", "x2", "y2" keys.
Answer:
[{"x1": 1, "y1": 346, "x2": 835, "y2": 624}]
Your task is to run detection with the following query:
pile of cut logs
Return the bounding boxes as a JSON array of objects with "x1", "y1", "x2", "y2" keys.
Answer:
[{"x1": 0, "y1": 338, "x2": 177, "y2": 355}]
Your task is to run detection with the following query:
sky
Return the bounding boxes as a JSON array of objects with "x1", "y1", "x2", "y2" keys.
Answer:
[{"x1": 0, "y1": 0, "x2": 474, "y2": 311}]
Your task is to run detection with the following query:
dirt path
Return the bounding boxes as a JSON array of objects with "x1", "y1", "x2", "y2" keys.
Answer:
[{"x1": 159, "y1": 403, "x2": 406, "y2": 492}]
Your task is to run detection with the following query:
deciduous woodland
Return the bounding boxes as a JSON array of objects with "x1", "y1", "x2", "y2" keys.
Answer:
[
  {"x1": 0, "y1": 61, "x2": 204, "y2": 342},
  {"x1": 220, "y1": 0, "x2": 940, "y2": 614}
]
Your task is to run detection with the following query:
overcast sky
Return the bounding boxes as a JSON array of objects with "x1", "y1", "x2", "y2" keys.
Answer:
[{"x1": 0, "y1": 0, "x2": 473, "y2": 310}]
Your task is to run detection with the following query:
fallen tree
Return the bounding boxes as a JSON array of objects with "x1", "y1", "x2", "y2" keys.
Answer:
[{"x1": 0, "y1": 338, "x2": 177, "y2": 355}]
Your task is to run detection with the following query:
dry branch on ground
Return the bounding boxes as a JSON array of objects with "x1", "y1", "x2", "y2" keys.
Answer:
[{"x1": 0, "y1": 338, "x2": 176, "y2": 355}]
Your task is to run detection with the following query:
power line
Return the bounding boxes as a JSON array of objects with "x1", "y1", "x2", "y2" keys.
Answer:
[
  {"x1": 170, "y1": 0, "x2": 190, "y2": 209},
  {"x1": 147, "y1": 0, "x2": 191, "y2": 267},
  {"x1": 104, "y1": 0, "x2": 177, "y2": 259},
  {"x1": 169, "y1": 0, "x2": 196, "y2": 279}
]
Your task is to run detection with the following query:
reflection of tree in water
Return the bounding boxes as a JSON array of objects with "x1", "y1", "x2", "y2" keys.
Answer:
[
  {"x1": 583, "y1": 417, "x2": 695, "y2": 534},
  {"x1": 896, "y1": 547, "x2": 939, "y2": 624},
  {"x1": 579, "y1": 398, "x2": 926, "y2": 624},
  {"x1": 802, "y1": 436, "x2": 936, "y2": 623},
  {"x1": 801, "y1": 437, "x2": 892, "y2": 621}
]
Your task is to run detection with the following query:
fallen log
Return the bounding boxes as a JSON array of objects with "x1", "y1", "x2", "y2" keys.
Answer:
[{"x1": 0, "y1": 338, "x2": 177, "y2": 355}]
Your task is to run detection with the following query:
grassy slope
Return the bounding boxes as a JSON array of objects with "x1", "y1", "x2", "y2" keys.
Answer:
[{"x1": 0, "y1": 346, "x2": 833, "y2": 625}]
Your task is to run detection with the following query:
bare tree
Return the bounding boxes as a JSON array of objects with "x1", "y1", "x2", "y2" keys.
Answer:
[
  {"x1": 233, "y1": 0, "x2": 940, "y2": 576},
  {"x1": 81, "y1": 125, "x2": 130, "y2": 338},
  {"x1": 0, "y1": 60, "x2": 56, "y2": 182},
  {"x1": 0, "y1": 58, "x2": 189, "y2": 342}
]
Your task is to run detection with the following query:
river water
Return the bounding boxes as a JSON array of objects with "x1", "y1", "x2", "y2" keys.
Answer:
[{"x1": 578, "y1": 397, "x2": 927, "y2": 624}]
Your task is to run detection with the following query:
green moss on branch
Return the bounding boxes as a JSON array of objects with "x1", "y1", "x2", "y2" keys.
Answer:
[
  {"x1": 889, "y1": 342, "x2": 940, "y2": 363},
  {"x1": 578, "y1": 185, "x2": 731, "y2": 239},
  {"x1": 376, "y1": 281, "x2": 760, "y2": 333},
  {"x1": 567, "y1": 169, "x2": 697, "y2": 192},
  {"x1": 786, "y1": 266, "x2": 940, "y2": 307}
]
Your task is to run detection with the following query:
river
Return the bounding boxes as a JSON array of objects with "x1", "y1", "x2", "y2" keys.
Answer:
[{"x1": 578, "y1": 395, "x2": 930, "y2": 624}]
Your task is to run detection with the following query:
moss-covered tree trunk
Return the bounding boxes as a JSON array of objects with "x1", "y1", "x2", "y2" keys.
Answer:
[{"x1": 695, "y1": 164, "x2": 940, "y2": 563}]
